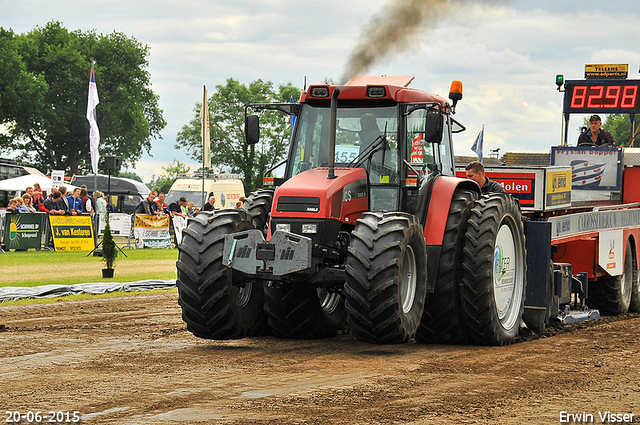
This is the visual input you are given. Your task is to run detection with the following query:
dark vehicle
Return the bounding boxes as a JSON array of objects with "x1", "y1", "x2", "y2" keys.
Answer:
[
  {"x1": 71, "y1": 174, "x2": 151, "y2": 214},
  {"x1": 0, "y1": 158, "x2": 29, "y2": 207}
]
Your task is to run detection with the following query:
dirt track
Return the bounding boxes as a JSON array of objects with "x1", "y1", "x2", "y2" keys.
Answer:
[{"x1": 1, "y1": 293, "x2": 639, "y2": 425}]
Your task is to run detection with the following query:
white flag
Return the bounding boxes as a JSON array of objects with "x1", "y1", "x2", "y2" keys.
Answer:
[
  {"x1": 87, "y1": 64, "x2": 100, "y2": 174},
  {"x1": 200, "y1": 86, "x2": 211, "y2": 169}
]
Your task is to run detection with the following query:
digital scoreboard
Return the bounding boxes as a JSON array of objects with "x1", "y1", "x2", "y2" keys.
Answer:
[{"x1": 563, "y1": 79, "x2": 640, "y2": 114}]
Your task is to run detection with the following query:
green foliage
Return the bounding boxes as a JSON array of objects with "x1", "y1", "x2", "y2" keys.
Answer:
[
  {"x1": 101, "y1": 211, "x2": 117, "y2": 269},
  {"x1": 0, "y1": 21, "x2": 166, "y2": 175},
  {"x1": 176, "y1": 78, "x2": 301, "y2": 192},
  {"x1": 605, "y1": 114, "x2": 638, "y2": 147},
  {"x1": 149, "y1": 160, "x2": 190, "y2": 194}
]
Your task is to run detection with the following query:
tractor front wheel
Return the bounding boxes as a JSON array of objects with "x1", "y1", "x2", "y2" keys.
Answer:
[
  {"x1": 345, "y1": 212, "x2": 427, "y2": 344},
  {"x1": 176, "y1": 210, "x2": 266, "y2": 339}
]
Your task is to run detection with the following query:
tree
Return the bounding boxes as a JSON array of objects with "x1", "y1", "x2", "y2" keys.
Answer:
[
  {"x1": 604, "y1": 114, "x2": 638, "y2": 147},
  {"x1": 149, "y1": 160, "x2": 190, "y2": 194},
  {"x1": 176, "y1": 78, "x2": 301, "y2": 192},
  {"x1": 0, "y1": 21, "x2": 166, "y2": 175}
]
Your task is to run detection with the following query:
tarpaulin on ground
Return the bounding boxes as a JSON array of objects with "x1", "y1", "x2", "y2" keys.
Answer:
[{"x1": 0, "y1": 279, "x2": 176, "y2": 302}]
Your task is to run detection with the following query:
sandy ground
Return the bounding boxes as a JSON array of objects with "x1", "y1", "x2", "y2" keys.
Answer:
[{"x1": 1, "y1": 293, "x2": 639, "y2": 425}]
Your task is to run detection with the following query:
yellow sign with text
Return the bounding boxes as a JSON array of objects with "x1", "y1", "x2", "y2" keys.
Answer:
[
  {"x1": 546, "y1": 169, "x2": 572, "y2": 207},
  {"x1": 49, "y1": 215, "x2": 95, "y2": 252},
  {"x1": 585, "y1": 64, "x2": 628, "y2": 79}
]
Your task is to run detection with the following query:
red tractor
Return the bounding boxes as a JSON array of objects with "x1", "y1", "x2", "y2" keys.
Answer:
[{"x1": 176, "y1": 76, "x2": 526, "y2": 345}]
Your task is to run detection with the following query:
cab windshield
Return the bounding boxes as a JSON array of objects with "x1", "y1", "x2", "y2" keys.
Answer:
[{"x1": 289, "y1": 105, "x2": 399, "y2": 183}]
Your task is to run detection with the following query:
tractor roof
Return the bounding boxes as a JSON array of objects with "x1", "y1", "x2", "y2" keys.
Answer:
[{"x1": 299, "y1": 75, "x2": 449, "y2": 111}]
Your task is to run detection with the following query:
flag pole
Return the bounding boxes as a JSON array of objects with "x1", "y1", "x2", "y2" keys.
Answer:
[{"x1": 201, "y1": 85, "x2": 206, "y2": 208}]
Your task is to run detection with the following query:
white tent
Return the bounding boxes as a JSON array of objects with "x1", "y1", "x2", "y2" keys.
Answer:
[{"x1": 0, "y1": 174, "x2": 76, "y2": 193}]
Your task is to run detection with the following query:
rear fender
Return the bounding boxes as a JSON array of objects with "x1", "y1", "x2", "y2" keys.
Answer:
[
  {"x1": 423, "y1": 176, "x2": 480, "y2": 292},
  {"x1": 423, "y1": 176, "x2": 480, "y2": 245}
]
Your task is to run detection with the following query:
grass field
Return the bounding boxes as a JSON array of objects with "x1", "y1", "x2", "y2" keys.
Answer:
[{"x1": 0, "y1": 248, "x2": 179, "y2": 288}]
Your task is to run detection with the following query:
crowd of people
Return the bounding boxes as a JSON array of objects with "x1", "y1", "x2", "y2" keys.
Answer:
[
  {"x1": 5, "y1": 183, "x2": 110, "y2": 216},
  {"x1": 133, "y1": 191, "x2": 246, "y2": 219},
  {"x1": 6, "y1": 186, "x2": 247, "y2": 218}
]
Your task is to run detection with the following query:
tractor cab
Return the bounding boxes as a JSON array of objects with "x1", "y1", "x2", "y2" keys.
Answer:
[{"x1": 245, "y1": 76, "x2": 465, "y2": 218}]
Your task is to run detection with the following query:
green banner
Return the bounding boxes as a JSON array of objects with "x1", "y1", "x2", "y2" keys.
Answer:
[{"x1": 4, "y1": 212, "x2": 44, "y2": 251}]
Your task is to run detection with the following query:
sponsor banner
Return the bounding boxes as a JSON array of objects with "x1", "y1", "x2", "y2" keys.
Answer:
[
  {"x1": 4, "y1": 212, "x2": 44, "y2": 251},
  {"x1": 598, "y1": 230, "x2": 623, "y2": 277},
  {"x1": 545, "y1": 169, "x2": 572, "y2": 207},
  {"x1": 585, "y1": 64, "x2": 628, "y2": 79},
  {"x1": 49, "y1": 215, "x2": 95, "y2": 252},
  {"x1": 551, "y1": 147, "x2": 622, "y2": 190},
  {"x1": 549, "y1": 208, "x2": 640, "y2": 241},
  {"x1": 455, "y1": 169, "x2": 538, "y2": 207},
  {"x1": 97, "y1": 213, "x2": 131, "y2": 236},
  {"x1": 133, "y1": 214, "x2": 171, "y2": 249}
]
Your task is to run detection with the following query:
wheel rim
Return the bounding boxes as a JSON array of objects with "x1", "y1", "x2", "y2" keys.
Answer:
[
  {"x1": 317, "y1": 288, "x2": 341, "y2": 314},
  {"x1": 492, "y1": 218, "x2": 524, "y2": 330},
  {"x1": 623, "y1": 242, "x2": 633, "y2": 301},
  {"x1": 400, "y1": 244, "x2": 417, "y2": 314},
  {"x1": 235, "y1": 281, "x2": 253, "y2": 308}
]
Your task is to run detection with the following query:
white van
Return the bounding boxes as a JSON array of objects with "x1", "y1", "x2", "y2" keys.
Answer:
[{"x1": 165, "y1": 175, "x2": 245, "y2": 210}]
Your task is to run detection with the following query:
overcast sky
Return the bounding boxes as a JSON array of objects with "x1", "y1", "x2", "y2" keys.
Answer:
[{"x1": 3, "y1": 0, "x2": 640, "y2": 181}]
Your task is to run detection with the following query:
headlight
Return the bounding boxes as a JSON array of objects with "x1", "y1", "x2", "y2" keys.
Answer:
[
  {"x1": 275, "y1": 223, "x2": 291, "y2": 233},
  {"x1": 301, "y1": 224, "x2": 318, "y2": 234}
]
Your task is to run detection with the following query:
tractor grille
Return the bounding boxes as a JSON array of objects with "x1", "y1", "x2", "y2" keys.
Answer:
[{"x1": 276, "y1": 196, "x2": 320, "y2": 213}]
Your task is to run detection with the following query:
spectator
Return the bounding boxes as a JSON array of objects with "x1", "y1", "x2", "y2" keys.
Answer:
[
  {"x1": 167, "y1": 197, "x2": 188, "y2": 218},
  {"x1": 80, "y1": 188, "x2": 93, "y2": 216},
  {"x1": 67, "y1": 187, "x2": 83, "y2": 215},
  {"x1": 58, "y1": 186, "x2": 71, "y2": 213},
  {"x1": 94, "y1": 191, "x2": 107, "y2": 214},
  {"x1": 235, "y1": 201, "x2": 243, "y2": 208},
  {"x1": 14, "y1": 197, "x2": 28, "y2": 213},
  {"x1": 32, "y1": 190, "x2": 49, "y2": 213},
  {"x1": 22, "y1": 193, "x2": 37, "y2": 213},
  {"x1": 6, "y1": 198, "x2": 19, "y2": 213},
  {"x1": 187, "y1": 201, "x2": 196, "y2": 216},
  {"x1": 202, "y1": 196, "x2": 216, "y2": 211},
  {"x1": 134, "y1": 191, "x2": 162, "y2": 216},
  {"x1": 25, "y1": 186, "x2": 34, "y2": 197},
  {"x1": 465, "y1": 161, "x2": 505, "y2": 195},
  {"x1": 43, "y1": 192, "x2": 66, "y2": 215},
  {"x1": 156, "y1": 192, "x2": 168, "y2": 212}
]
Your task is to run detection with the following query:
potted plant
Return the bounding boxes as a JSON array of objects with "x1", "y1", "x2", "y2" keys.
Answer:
[{"x1": 101, "y1": 211, "x2": 117, "y2": 278}]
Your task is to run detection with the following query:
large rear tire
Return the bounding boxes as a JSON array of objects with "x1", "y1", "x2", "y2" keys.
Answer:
[
  {"x1": 263, "y1": 284, "x2": 345, "y2": 339},
  {"x1": 345, "y1": 212, "x2": 427, "y2": 344},
  {"x1": 416, "y1": 190, "x2": 478, "y2": 344},
  {"x1": 588, "y1": 238, "x2": 634, "y2": 315},
  {"x1": 460, "y1": 194, "x2": 526, "y2": 346},
  {"x1": 177, "y1": 210, "x2": 267, "y2": 339},
  {"x1": 630, "y1": 242, "x2": 640, "y2": 313}
]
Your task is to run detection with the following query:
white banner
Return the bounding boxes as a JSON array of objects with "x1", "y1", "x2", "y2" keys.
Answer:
[
  {"x1": 97, "y1": 213, "x2": 131, "y2": 236},
  {"x1": 133, "y1": 214, "x2": 172, "y2": 249}
]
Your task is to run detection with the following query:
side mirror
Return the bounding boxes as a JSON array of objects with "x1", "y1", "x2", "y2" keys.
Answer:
[
  {"x1": 424, "y1": 113, "x2": 443, "y2": 144},
  {"x1": 245, "y1": 114, "x2": 259, "y2": 144}
]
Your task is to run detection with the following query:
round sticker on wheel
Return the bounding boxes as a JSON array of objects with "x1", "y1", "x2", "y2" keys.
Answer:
[{"x1": 493, "y1": 224, "x2": 516, "y2": 321}]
